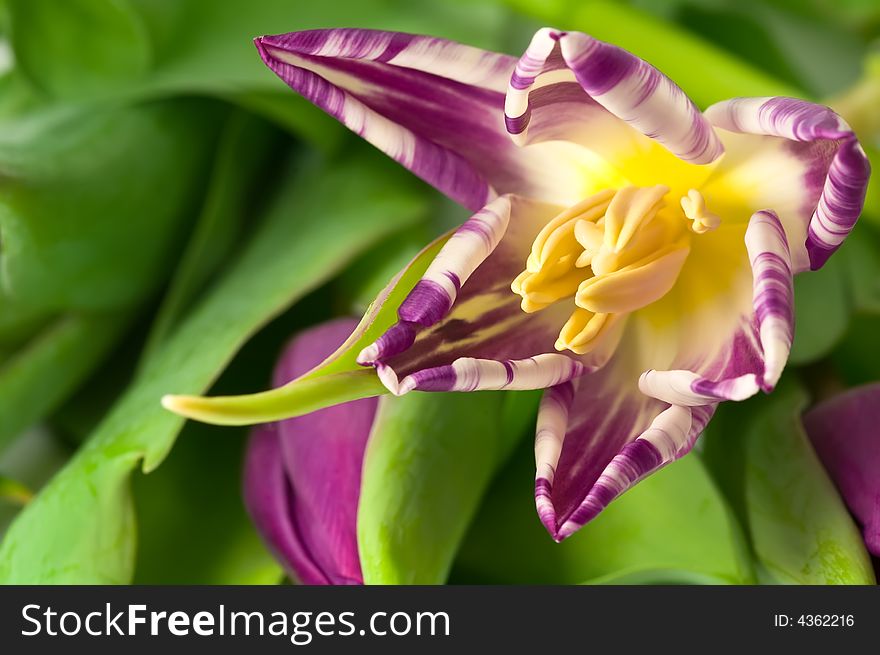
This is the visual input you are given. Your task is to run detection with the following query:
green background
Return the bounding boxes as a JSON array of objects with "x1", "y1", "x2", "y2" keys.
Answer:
[{"x1": 0, "y1": 0, "x2": 878, "y2": 585}]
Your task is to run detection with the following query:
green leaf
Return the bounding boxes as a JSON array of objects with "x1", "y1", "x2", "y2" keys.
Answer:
[
  {"x1": 841, "y1": 224, "x2": 880, "y2": 314},
  {"x1": 831, "y1": 314, "x2": 880, "y2": 387},
  {"x1": 162, "y1": 233, "x2": 449, "y2": 425},
  {"x1": 452, "y1": 437, "x2": 755, "y2": 584},
  {"x1": 740, "y1": 2, "x2": 863, "y2": 97},
  {"x1": 6, "y1": 0, "x2": 511, "y2": 135},
  {"x1": 701, "y1": 379, "x2": 875, "y2": 584},
  {"x1": 225, "y1": 90, "x2": 343, "y2": 154},
  {"x1": 789, "y1": 253, "x2": 851, "y2": 365},
  {"x1": 831, "y1": 55, "x2": 880, "y2": 149},
  {"x1": 0, "y1": 312, "x2": 130, "y2": 451},
  {"x1": 0, "y1": 475, "x2": 31, "y2": 506},
  {"x1": 145, "y1": 0, "x2": 509, "y2": 93},
  {"x1": 357, "y1": 390, "x2": 526, "y2": 584},
  {"x1": 0, "y1": 99, "x2": 223, "y2": 313},
  {"x1": 0, "y1": 293, "x2": 50, "y2": 347},
  {"x1": 786, "y1": 219, "x2": 880, "y2": 366},
  {"x1": 864, "y1": 146, "x2": 880, "y2": 224},
  {"x1": 6, "y1": 0, "x2": 152, "y2": 99},
  {"x1": 132, "y1": 421, "x2": 281, "y2": 584},
  {"x1": 0, "y1": 69, "x2": 43, "y2": 121},
  {"x1": 0, "y1": 146, "x2": 429, "y2": 583},
  {"x1": 0, "y1": 427, "x2": 72, "y2": 538},
  {"x1": 656, "y1": 0, "x2": 864, "y2": 97},
  {"x1": 140, "y1": 110, "x2": 281, "y2": 363}
]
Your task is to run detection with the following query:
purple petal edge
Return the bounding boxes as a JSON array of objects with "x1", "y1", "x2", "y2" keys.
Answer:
[
  {"x1": 505, "y1": 28, "x2": 723, "y2": 164},
  {"x1": 358, "y1": 195, "x2": 515, "y2": 366},
  {"x1": 243, "y1": 424, "x2": 329, "y2": 584},
  {"x1": 705, "y1": 97, "x2": 870, "y2": 271},
  {"x1": 806, "y1": 137, "x2": 871, "y2": 270},
  {"x1": 245, "y1": 318, "x2": 376, "y2": 585},
  {"x1": 804, "y1": 384, "x2": 880, "y2": 557},
  {"x1": 254, "y1": 29, "x2": 535, "y2": 212}
]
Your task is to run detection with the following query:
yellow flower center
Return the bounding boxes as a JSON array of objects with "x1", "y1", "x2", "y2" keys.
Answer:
[{"x1": 512, "y1": 185, "x2": 719, "y2": 354}]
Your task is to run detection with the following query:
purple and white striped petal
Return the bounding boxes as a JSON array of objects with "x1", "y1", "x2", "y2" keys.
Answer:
[
  {"x1": 256, "y1": 29, "x2": 587, "y2": 210},
  {"x1": 531, "y1": 348, "x2": 719, "y2": 540},
  {"x1": 638, "y1": 209, "x2": 794, "y2": 406},
  {"x1": 532, "y1": 362, "x2": 663, "y2": 541},
  {"x1": 534, "y1": 381, "x2": 576, "y2": 534},
  {"x1": 705, "y1": 97, "x2": 870, "y2": 270},
  {"x1": 505, "y1": 28, "x2": 723, "y2": 164},
  {"x1": 555, "y1": 404, "x2": 710, "y2": 540},
  {"x1": 378, "y1": 354, "x2": 587, "y2": 396},
  {"x1": 358, "y1": 195, "x2": 513, "y2": 365},
  {"x1": 744, "y1": 209, "x2": 794, "y2": 390},
  {"x1": 361, "y1": 195, "x2": 607, "y2": 394},
  {"x1": 638, "y1": 369, "x2": 760, "y2": 406}
]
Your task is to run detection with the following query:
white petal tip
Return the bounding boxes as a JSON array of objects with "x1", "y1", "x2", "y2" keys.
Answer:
[
  {"x1": 555, "y1": 523, "x2": 576, "y2": 542},
  {"x1": 637, "y1": 370, "x2": 655, "y2": 391},
  {"x1": 376, "y1": 363, "x2": 414, "y2": 396},
  {"x1": 760, "y1": 371, "x2": 780, "y2": 394},
  {"x1": 509, "y1": 130, "x2": 528, "y2": 147},
  {"x1": 356, "y1": 344, "x2": 379, "y2": 366}
]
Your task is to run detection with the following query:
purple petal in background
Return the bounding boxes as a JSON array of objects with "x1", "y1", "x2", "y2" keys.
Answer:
[
  {"x1": 803, "y1": 384, "x2": 880, "y2": 557},
  {"x1": 243, "y1": 318, "x2": 377, "y2": 584}
]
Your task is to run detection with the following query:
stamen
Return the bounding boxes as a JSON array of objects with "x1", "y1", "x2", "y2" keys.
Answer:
[
  {"x1": 514, "y1": 191, "x2": 614, "y2": 310},
  {"x1": 574, "y1": 220, "x2": 603, "y2": 268},
  {"x1": 513, "y1": 183, "x2": 704, "y2": 355},
  {"x1": 680, "y1": 189, "x2": 721, "y2": 233},
  {"x1": 529, "y1": 189, "x2": 614, "y2": 265},
  {"x1": 575, "y1": 240, "x2": 690, "y2": 314},
  {"x1": 514, "y1": 266, "x2": 584, "y2": 312},
  {"x1": 603, "y1": 185, "x2": 669, "y2": 252},
  {"x1": 555, "y1": 309, "x2": 615, "y2": 354}
]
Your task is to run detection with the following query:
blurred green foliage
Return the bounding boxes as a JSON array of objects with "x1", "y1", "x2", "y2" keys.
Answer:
[
  {"x1": 702, "y1": 380, "x2": 875, "y2": 584},
  {"x1": 358, "y1": 391, "x2": 523, "y2": 584},
  {"x1": 453, "y1": 435, "x2": 756, "y2": 584},
  {"x1": 0, "y1": 0, "x2": 878, "y2": 584},
  {"x1": 0, "y1": 148, "x2": 428, "y2": 583},
  {"x1": 0, "y1": 101, "x2": 222, "y2": 312}
]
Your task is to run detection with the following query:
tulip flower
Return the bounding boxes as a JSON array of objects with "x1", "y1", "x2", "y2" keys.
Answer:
[
  {"x1": 804, "y1": 384, "x2": 880, "y2": 557},
  {"x1": 244, "y1": 318, "x2": 374, "y2": 584},
  {"x1": 172, "y1": 27, "x2": 870, "y2": 543}
]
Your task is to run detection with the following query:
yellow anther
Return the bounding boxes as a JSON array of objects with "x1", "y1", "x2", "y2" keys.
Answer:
[
  {"x1": 513, "y1": 184, "x2": 698, "y2": 355},
  {"x1": 574, "y1": 220, "x2": 603, "y2": 268},
  {"x1": 555, "y1": 309, "x2": 616, "y2": 355},
  {"x1": 603, "y1": 185, "x2": 669, "y2": 252},
  {"x1": 575, "y1": 239, "x2": 690, "y2": 314},
  {"x1": 513, "y1": 265, "x2": 584, "y2": 312},
  {"x1": 515, "y1": 191, "x2": 614, "y2": 311},
  {"x1": 680, "y1": 189, "x2": 721, "y2": 234},
  {"x1": 529, "y1": 189, "x2": 613, "y2": 264},
  {"x1": 538, "y1": 217, "x2": 582, "y2": 266}
]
